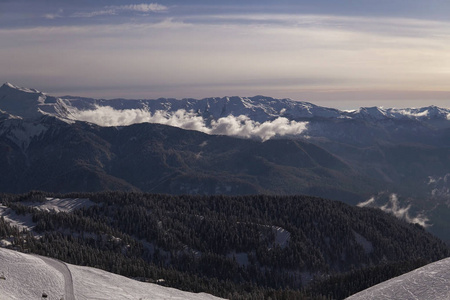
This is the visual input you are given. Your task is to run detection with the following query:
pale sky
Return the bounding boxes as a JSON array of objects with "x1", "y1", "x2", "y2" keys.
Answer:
[{"x1": 1, "y1": 0, "x2": 450, "y2": 109}]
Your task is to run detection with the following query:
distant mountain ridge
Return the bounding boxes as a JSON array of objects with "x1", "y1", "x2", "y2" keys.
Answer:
[{"x1": 1, "y1": 82, "x2": 449, "y2": 127}]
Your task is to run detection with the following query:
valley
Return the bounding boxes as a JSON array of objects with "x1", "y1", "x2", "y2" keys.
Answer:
[{"x1": 0, "y1": 83, "x2": 449, "y2": 299}]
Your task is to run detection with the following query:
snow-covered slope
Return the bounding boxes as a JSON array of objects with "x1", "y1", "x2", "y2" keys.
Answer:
[
  {"x1": 346, "y1": 257, "x2": 450, "y2": 300},
  {"x1": 0, "y1": 247, "x2": 224, "y2": 300},
  {"x1": 21, "y1": 197, "x2": 95, "y2": 213},
  {"x1": 0, "y1": 83, "x2": 75, "y2": 121}
]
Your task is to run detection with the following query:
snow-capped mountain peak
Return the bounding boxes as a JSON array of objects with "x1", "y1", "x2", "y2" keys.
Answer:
[
  {"x1": 0, "y1": 83, "x2": 449, "y2": 133},
  {"x1": 1, "y1": 82, "x2": 41, "y2": 94},
  {"x1": 351, "y1": 107, "x2": 388, "y2": 120},
  {"x1": 0, "y1": 83, "x2": 75, "y2": 121}
]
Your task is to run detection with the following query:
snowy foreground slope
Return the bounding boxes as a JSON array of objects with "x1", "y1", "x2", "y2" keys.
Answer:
[
  {"x1": 346, "y1": 257, "x2": 450, "y2": 300},
  {"x1": 0, "y1": 247, "x2": 224, "y2": 300}
]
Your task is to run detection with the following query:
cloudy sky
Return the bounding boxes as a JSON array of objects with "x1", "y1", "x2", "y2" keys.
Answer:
[{"x1": 1, "y1": 0, "x2": 450, "y2": 109}]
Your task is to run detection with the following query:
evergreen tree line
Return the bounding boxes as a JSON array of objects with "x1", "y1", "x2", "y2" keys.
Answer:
[{"x1": 0, "y1": 191, "x2": 448, "y2": 299}]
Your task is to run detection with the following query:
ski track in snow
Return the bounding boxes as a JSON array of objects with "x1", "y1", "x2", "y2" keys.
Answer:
[{"x1": 37, "y1": 255, "x2": 75, "y2": 300}]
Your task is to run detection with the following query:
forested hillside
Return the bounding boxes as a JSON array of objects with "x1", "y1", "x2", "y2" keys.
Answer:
[{"x1": 1, "y1": 192, "x2": 448, "y2": 299}]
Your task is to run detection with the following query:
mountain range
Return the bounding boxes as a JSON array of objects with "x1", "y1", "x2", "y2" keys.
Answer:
[
  {"x1": 0, "y1": 82, "x2": 449, "y2": 242},
  {"x1": 2, "y1": 82, "x2": 449, "y2": 126}
]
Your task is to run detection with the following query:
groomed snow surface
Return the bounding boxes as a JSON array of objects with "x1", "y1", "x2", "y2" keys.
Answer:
[
  {"x1": 346, "y1": 257, "x2": 450, "y2": 300},
  {"x1": 0, "y1": 247, "x2": 224, "y2": 300}
]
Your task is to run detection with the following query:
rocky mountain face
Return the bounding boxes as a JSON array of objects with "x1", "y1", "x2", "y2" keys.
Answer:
[{"x1": 0, "y1": 82, "x2": 449, "y2": 241}]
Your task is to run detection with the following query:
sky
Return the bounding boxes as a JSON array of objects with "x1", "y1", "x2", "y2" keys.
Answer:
[{"x1": 1, "y1": 0, "x2": 450, "y2": 109}]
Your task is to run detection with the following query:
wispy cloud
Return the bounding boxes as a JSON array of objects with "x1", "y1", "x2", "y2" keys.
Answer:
[
  {"x1": 43, "y1": 13, "x2": 61, "y2": 20},
  {"x1": 43, "y1": 9, "x2": 64, "y2": 20},
  {"x1": 72, "y1": 3, "x2": 168, "y2": 18},
  {"x1": 72, "y1": 9, "x2": 117, "y2": 18},
  {"x1": 69, "y1": 106, "x2": 308, "y2": 141},
  {"x1": 115, "y1": 4, "x2": 168, "y2": 13},
  {"x1": 357, "y1": 197, "x2": 375, "y2": 207},
  {"x1": 358, "y1": 194, "x2": 429, "y2": 227}
]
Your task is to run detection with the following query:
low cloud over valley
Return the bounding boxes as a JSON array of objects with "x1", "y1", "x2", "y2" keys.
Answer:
[{"x1": 70, "y1": 106, "x2": 308, "y2": 141}]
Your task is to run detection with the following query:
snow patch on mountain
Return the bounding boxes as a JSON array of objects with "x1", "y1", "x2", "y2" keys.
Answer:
[
  {"x1": 346, "y1": 257, "x2": 450, "y2": 300},
  {"x1": 0, "y1": 198, "x2": 94, "y2": 236},
  {"x1": 351, "y1": 107, "x2": 388, "y2": 120},
  {"x1": 272, "y1": 226, "x2": 291, "y2": 249},
  {"x1": 0, "y1": 119, "x2": 48, "y2": 149},
  {"x1": 0, "y1": 205, "x2": 36, "y2": 232},
  {"x1": 22, "y1": 197, "x2": 95, "y2": 213}
]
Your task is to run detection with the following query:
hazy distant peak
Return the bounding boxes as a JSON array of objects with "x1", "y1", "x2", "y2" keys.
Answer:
[
  {"x1": 2, "y1": 82, "x2": 15, "y2": 88},
  {"x1": 0, "y1": 83, "x2": 74, "y2": 121},
  {"x1": 1, "y1": 82, "x2": 41, "y2": 94}
]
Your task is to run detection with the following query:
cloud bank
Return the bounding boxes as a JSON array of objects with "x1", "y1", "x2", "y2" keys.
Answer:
[
  {"x1": 69, "y1": 106, "x2": 308, "y2": 141},
  {"x1": 358, "y1": 194, "x2": 429, "y2": 227}
]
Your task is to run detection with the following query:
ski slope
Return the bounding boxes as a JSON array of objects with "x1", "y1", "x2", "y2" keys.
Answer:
[
  {"x1": 23, "y1": 197, "x2": 95, "y2": 213},
  {"x1": 0, "y1": 247, "x2": 224, "y2": 300},
  {"x1": 346, "y1": 257, "x2": 450, "y2": 300}
]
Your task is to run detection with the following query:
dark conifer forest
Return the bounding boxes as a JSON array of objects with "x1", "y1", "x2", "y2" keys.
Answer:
[{"x1": 0, "y1": 191, "x2": 448, "y2": 299}]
